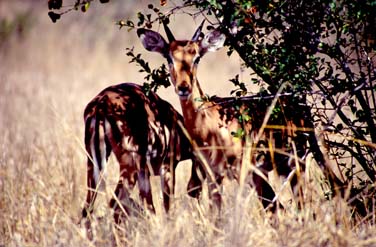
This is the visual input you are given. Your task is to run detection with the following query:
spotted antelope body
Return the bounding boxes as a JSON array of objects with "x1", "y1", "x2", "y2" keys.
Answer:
[
  {"x1": 138, "y1": 22, "x2": 309, "y2": 211},
  {"x1": 82, "y1": 83, "x2": 195, "y2": 222}
]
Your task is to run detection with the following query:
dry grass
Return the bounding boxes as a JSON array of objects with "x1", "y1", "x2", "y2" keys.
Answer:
[{"x1": 1, "y1": 1, "x2": 375, "y2": 246}]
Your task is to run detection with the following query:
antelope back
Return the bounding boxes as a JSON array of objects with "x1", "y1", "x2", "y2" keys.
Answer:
[{"x1": 84, "y1": 83, "x2": 192, "y2": 167}]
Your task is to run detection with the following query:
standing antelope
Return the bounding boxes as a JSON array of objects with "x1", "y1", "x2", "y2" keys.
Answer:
[
  {"x1": 81, "y1": 83, "x2": 199, "y2": 222},
  {"x1": 137, "y1": 22, "x2": 309, "y2": 212}
]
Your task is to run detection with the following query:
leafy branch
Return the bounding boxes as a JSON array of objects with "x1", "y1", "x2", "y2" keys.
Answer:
[
  {"x1": 48, "y1": 0, "x2": 109, "y2": 23},
  {"x1": 125, "y1": 47, "x2": 170, "y2": 94}
]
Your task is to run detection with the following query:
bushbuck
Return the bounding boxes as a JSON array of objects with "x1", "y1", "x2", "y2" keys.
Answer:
[
  {"x1": 81, "y1": 82, "x2": 199, "y2": 222},
  {"x1": 137, "y1": 22, "x2": 309, "y2": 212}
]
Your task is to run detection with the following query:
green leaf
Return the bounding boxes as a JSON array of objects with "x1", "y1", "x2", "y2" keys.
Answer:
[
  {"x1": 81, "y1": 2, "x2": 90, "y2": 12},
  {"x1": 231, "y1": 128, "x2": 245, "y2": 138},
  {"x1": 243, "y1": 114, "x2": 251, "y2": 122}
]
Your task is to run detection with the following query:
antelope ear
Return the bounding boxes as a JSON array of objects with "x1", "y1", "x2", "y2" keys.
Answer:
[
  {"x1": 137, "y1": 28, "x2": 168, "y2": 55},
  {"x1": 199, "y1": 30, "x2": 226, "y2": 56}
]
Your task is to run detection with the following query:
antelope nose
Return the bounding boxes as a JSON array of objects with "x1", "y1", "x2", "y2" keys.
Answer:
[{"x1": 177, "y1": 84, "x2": 190, "y2": 97}]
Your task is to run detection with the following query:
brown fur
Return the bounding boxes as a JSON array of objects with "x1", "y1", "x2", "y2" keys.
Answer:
[
  {"x1": 81, "y1": 83, "x2": 195, "y2": 223},
  {"x1": 138, "y1": 25, "x2": 309, "y2": 212}
]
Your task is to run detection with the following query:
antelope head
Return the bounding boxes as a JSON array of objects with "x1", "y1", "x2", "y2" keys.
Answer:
[{"x1": 137, "y1": 21, "x2": 226, "y2": 100}]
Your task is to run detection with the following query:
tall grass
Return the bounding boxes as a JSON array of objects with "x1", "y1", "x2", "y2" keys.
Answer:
[{"x1": 1, "y1": 1, "x2": 375, "y2": 246}]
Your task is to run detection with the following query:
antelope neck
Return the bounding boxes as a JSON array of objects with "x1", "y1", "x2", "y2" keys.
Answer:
[{"x1": 178, "y1": 78, "x2": 206, "y2": 127}]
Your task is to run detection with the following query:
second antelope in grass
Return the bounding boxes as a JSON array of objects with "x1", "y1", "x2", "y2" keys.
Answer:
[{"x1": 81, "y1": 83, "x2": 198, "y2": 223}]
